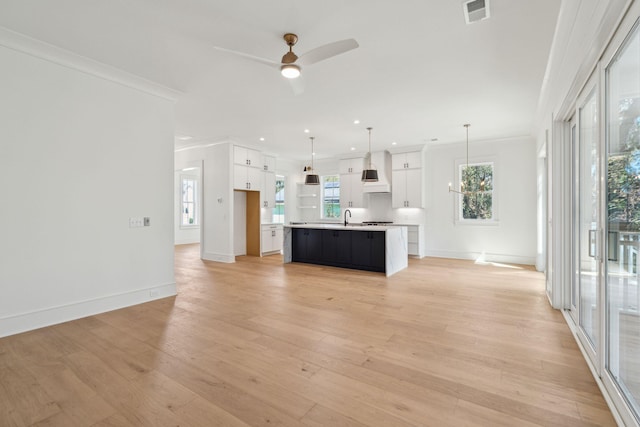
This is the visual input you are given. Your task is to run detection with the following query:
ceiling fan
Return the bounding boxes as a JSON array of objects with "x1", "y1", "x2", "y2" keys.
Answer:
[{"x1": 213, "y1": 33, "x2": 359, "y2": 94}]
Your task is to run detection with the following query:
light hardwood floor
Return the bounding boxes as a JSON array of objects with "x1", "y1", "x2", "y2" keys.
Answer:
[{"x1": 0, "y1": 244, "x2": 616, "y2": 426}]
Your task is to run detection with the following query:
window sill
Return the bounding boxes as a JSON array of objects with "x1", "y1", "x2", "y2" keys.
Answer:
[
  {"x1": 454, "y1": 220, "x2": 499, "y2": 227},
  {"x1": 179, "y1": 225, "x2": 200, "y2": 230}
]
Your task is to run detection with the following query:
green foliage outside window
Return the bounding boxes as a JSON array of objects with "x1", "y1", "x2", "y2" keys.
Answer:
[
  {"x1": 273, "y1": 176, "x2": 285, "y2": 223},
  {"x1": 322, "y1": 175, "x2": 340, "y2": 219},
  {"x1": 461, "y1": 164, "x2": 493, "y2": 220},
  {"x1": 608, "y1": 98, "x2": 640, "y2": 231}
]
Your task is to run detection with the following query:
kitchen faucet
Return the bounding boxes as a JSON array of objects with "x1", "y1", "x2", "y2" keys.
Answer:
[{"x1": 344, "y1": 209, "x2": 352, "y2": 226}]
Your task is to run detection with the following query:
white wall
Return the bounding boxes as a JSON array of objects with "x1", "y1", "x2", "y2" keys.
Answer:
[
  {"x1": 0, "y1": 37, "x2": 176, "y2": 337},
  {"x1": 425, "y1": 137, "x2": 538, "y2": 265}
]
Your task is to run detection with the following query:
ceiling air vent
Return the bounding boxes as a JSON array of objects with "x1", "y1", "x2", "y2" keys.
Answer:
[{"x1": 463, "y1": 0, "x2": 490, "y2": 24}]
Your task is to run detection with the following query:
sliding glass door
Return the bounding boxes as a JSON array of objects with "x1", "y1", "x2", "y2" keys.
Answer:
[
  {"x1": 605, "y1": 20, "x2": 640, "y2": 420},
  {"x1": 572, "y1": 84, "x2": 600, "y2": 361}
]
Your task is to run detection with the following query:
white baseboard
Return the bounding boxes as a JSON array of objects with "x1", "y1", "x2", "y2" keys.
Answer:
[
  {"x1": 174, "y1": 238, "x2": 200, "y2": 245},
  {"x1": 425, "y1": 249, "x2": 535, "y2": 266},
  {"x1": 202, "y1": 251, "x2": 235, "y2": 263},
  {"x1": 0, "y1": 282, "x2": 177, "y2": 338}
]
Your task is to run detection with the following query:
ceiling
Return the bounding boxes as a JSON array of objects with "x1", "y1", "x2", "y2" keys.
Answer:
[{"x1": 0, "y1": 0, "x2": 560, "y2": 160}]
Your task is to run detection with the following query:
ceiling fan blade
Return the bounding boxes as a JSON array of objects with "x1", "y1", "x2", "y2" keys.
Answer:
[
  {"x1": 288, "y1": 75, "x2": 305, "y2": 96},
  {"x1": 211, "y1": 45, "x2": 279, "y2": 68},
  {"x1": 298, "y1": 39, "x2": 359, "y2": 66}
]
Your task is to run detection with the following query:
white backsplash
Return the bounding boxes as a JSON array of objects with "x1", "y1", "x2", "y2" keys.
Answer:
[{"x1": 365, "y1": 193, "x2": 393, "y2": 220}]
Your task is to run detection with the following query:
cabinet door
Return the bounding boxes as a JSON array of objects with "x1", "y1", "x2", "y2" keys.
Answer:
[
  {"x1": 348, "y1": 173, "x2": 365, "y2": 208},
  {"x1": 234, "y1": 164, "x2": 248, "y2": 190},
  {"x1": 322, "y1": 230, "x2": 352, "y2": 265},
  {"x1": 391, "y1": 153, "x2": 406, "y2": 170},
  {"x1": 262, "y1": 229, "x2": 273, "y2": 253},
  {"x1": 392, "y1": 170, "x2": 406, "y2": 208},
  {"x1": 246, "y1": 148, "x2": 261, "y2": 168},
  {"x1": 273, "y1": 228, "x2": 283, "y2": 252},
  {"x1": 404, "y1": 151, "x2": 422, "y2": 169},
  {"x1": 405, "y1": 168, "x2": 423, "y2": 207},
  {"x1": 370, "y1": 232, "x2": 386, "y2": 271},
  {"x1": 351, "y1": 231, "x2": 371, "y2": 267},
  {"x1": 339, "y1": 159, "x2": 352, "y2": 174},
  {"x1": 292, "y1": 229, "x2": 306, "y2": 261},
  {"x1": 339, "y1": 158, "x2": 363, "y2": 174},
  {"x1": 246, "y1": 167, "x2": 262, "y2": 191},
  {"x1": 339, "y1": 173, "x2": 352, "y2": 208},
  {"x1": 263, "y1": 171, "x2": 276, "y2": 208},
  {"x1": 351, "y1": 231, "x2": 385, "y2": 271},
  {"x1": 263, "y1": 155, "x2": 276, "y2": 172},
  {"x1": 306, "y1": 229, "x2": 323, "y2": 261},
  {"x1": 407, "y1": 226, "x2": 419, "y2": 256},
  {"x1": 234, "y1": 146, "x2": 247, "y2": 165}
]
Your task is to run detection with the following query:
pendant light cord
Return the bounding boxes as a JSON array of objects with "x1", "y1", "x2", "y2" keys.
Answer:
[
  {"x1": 310, "y1": 136, "x2": 314, "y2": 171},
  {"x1": 367, "y1": 127, "x2": 373, "y2": 168}
]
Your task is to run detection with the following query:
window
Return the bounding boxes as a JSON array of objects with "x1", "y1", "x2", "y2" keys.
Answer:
[
  {"x1": 458, "y1": 162, "x2": 494, "y2": 221},
  {"x1": 273, "y1": 175, "x2": 285, "y2": 223},
  {"x1": 322, "y1": 175, "x2": 340, "y2": 219},
  {"x1": 180, "y1": 175, "x2": 198, "y2": 227}
]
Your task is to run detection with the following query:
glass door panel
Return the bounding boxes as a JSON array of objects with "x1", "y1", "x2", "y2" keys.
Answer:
[
  {"x1": 571, "y1": 120, "x2": 579, "y2": 322},
  {"x1": 576, "y1": 88, "x2": 600, "y2": 351},
  {"x1": 606, "y1": 21, "x2": 640, "y2": 420}
]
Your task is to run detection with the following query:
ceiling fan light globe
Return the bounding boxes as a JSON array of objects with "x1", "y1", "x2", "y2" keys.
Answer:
[{"x1": 281, "y1": 64, "x2": 301, "y2": 79}]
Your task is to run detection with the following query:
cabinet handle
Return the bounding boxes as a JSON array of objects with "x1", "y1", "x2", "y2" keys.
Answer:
[{"x1": 272, "y1": 230, "x2": 275, "y2": 237}]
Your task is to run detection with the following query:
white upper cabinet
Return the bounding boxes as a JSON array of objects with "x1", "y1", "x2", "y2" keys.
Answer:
[
  {"x1": 262, "y1": 169, "x2": 276, "y2": 208},
  {"x1": 339, "y1": 157, "x2": 366, "y2": 208},
  {"x1": 234, "y1": 145, "x2": 262, "y2": 190},
  {"x1": 234, "y1": 145, "x2": 261, "y2": 168},
  {"x1": 391, "y1": 151, "x2": 422, "y2": 170},
  {"x1": 391, "y1": 151, "x2": 424, "y2": 208},
  {"x1": 341, "y1": 173, "x2": 366, "y2": 208},
  {"x1": 339, "y1": 157, "x2": 364, "y2": 175},
  {"x1": 263, "y1": 155, "x2": 276, "y2": 172}
]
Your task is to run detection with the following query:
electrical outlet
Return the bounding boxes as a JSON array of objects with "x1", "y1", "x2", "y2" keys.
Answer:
[
  {"x1": 129, "y1": 217, "x2": 144, "y2": 228},
  {"x1": 143, "y1": 217, "x2": 150, "y2": 226}
]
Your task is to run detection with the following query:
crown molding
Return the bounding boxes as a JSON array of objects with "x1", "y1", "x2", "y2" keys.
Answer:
[{"x1": 0, "y1": 25, "x2": 182, "y2": 101}]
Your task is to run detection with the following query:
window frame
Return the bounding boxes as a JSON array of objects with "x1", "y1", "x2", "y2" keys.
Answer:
[
  {"x1": 454, "y1": 158, "x2": 498, "y2": 225},
  {"x1": 273, "y1": 175, "x2": 285, "y2": 224},
  {"x1": 321, "y1": 175, "x2": 341, "y2": 220},
  {"x1": 180, "y1": 174, "x2": 199, "y2": 229}
]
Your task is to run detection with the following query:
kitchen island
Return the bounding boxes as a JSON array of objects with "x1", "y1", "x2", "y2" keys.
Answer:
[{"x1": 283, "y1": 224, "x2": 408, "y2": 276}]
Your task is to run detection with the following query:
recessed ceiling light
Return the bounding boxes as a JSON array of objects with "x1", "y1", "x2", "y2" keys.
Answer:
[
  {"x1": 259, "y1": 137, "x2": 265, "y2": 141},
  {"x1": 353, "y1": 120, "x2": 360, "y2": 125},
  {"x1": 304, "y1": 129, "x2": 310, "y2": 133},
  {"x1": 351, "y1": 147, "x2": 356, "y2": 151},
  {"x1": 176, "y1": 135, "x2": 192, "y2": 141},
  {"x1": 391, "y1": 141, "x2": 397, "y2": 145},
  {"x1": 312, "y1": 152, "x2": 316, "y2": 156}
]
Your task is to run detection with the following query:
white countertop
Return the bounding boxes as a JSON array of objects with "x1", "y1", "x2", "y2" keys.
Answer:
[{"x1": 285, "y1": 223, "x2": 405, "y2": 232}]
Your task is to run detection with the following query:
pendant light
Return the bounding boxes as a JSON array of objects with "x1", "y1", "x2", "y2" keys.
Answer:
[
  {"x1": 449, "y1": 123, "x2": 484, "y2": 194},
  {"x1": 304, "y1": 136, "x2": 320, "y2": 185},
  {"x1": 361, "y1": 127, "x2": 379, "y2": 182}
]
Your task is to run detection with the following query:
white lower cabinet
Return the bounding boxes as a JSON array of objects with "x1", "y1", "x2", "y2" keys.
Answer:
[
  {"x1": 407, "y1": 225, "x2": 419, "y2": 256},
  {"x1": 261, "y1": 224, "x2": 283, "y2": 255}
]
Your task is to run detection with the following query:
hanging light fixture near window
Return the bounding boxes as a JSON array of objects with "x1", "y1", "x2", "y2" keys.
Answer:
[
  {"x1": 448, "y1": 123, "x2": 485, "y2": 194},
  {"x1": 361, "y1": 127, "x2": 379, "y2": 182},
  {"x1": 304, "y1": 136, "x2": 320, "y2": 185}
]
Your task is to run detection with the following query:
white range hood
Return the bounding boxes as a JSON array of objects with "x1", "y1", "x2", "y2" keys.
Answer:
[{"x1": 362, "y1": 151, "x2": 392, "y2": 193}]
